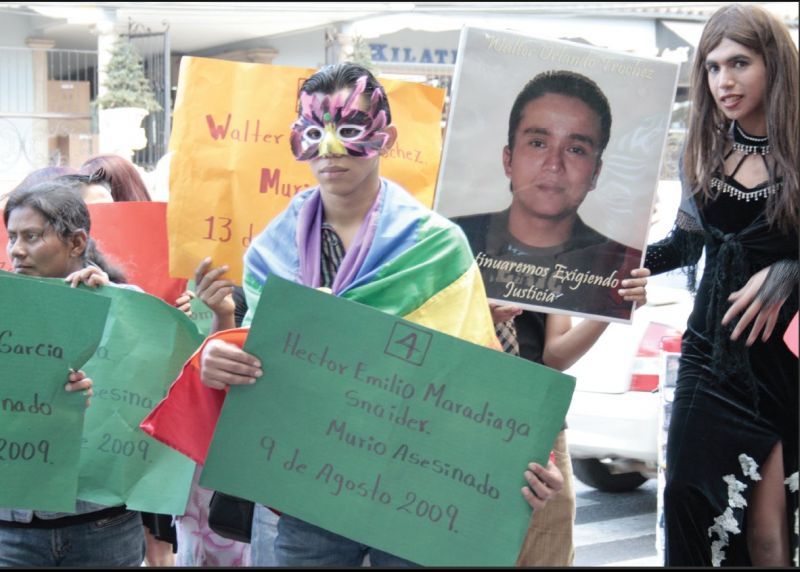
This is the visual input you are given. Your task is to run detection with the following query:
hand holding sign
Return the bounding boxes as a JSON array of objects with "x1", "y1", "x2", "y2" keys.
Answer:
[
  {"x1": 66, "y1": 368, "x2": 94, "y2": 408},
  {"x1": 521, "y1": 459, "x2": 563, "y2": 511},
  {"x1": 199, "y1": 337, "x2": 262, "y2": 390},
  {"x1": 200, "y1": 277, "x2": 575, "y2": 566},
  {"x1": 192, "y1": 257, "x2": 237, "y2": 332}
]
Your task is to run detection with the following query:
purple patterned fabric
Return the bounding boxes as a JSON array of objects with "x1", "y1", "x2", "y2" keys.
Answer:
[{"x1": 296, "y1": 189, "x2": 382, "y2": 294}]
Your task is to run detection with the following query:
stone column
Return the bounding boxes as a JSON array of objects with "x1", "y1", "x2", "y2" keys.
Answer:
[{"x1": 91, "y1": 8, "x2": 117, "y2": 101}]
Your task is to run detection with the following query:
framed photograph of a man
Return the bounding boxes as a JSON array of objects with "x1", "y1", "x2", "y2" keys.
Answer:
[{"x1": 435, "y1": 27, "x2": 679, "y2": 323}]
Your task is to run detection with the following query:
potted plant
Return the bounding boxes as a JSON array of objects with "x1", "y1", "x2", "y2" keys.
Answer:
[{"x1": 95, "y1": 38, "x2": 161, "y2": 160}]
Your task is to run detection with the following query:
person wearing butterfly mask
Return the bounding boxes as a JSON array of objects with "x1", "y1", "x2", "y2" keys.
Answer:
[{"x1": 166, "y1": 62, "x2": 565, "y2": 567}]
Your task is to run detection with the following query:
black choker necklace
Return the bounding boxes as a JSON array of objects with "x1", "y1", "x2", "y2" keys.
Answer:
[{"x1": 732, "y1": 121, "x2": 770, "y2": 155}]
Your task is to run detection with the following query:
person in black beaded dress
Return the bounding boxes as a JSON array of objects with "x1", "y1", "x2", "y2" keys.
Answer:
[{"x1": 644, "y1": 4, "x2": 798, "y2": 567}]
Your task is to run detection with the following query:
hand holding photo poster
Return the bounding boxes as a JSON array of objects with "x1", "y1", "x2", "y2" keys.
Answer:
[
  {"x1": 167, "y1": 57, "x2": 445, "y2": 282},
  {"x1": 200, "y1": 277, "x2": 575, "y2": 567},
  {"x1": 436, "y1": 28, "x2": 679, "y2": 323}
]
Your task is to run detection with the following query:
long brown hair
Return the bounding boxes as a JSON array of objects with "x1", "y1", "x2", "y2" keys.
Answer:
[
  {"x1": 683, "y1": 4, "x2": 798, "y2": 233},
  {"x1": 80, "y1": 154, "x2": 152, "y2": 202}
]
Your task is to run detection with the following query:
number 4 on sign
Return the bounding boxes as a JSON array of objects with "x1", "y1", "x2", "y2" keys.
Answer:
[
  {"x1": 384, "y1": 322, "x2": 432, "y2": 366},
  {"x1": 395, "y1": 333, "x2": 421, "y2": 360}
]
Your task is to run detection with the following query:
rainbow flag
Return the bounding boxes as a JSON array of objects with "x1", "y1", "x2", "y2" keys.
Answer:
[{"x1": 142, "y1": 180, "x2": 499, "y2": 463}]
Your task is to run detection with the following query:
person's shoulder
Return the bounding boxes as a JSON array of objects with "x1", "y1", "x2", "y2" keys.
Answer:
[
  {"x1": 418, "y1": 206, "x2": 486, "y2": 241},
  {"x1": 380, "y1": 182, "x2": 490, "y2": 251},
  {"x1": 286, "y1": 186, "x2": 318, "y2": 208},
  {"x1": 450, "y1": 211, "x2": 505, "y2": 251},
  {"x1": 450, "y1": 211, "x2": 491, "y2": 226},
  {"x1": 584, "y1": 235, "x2": 642, "y2": 260},
  {"x1": 563, "y1": 221, "x2": 642, "y2": 275},
  {"x1": 244, "y1": 188, "x2": 318, "y2": 268},
  {"x1": 381, "y1": 179, "x2": 451, "y2": 226},
  {"x1": 575, "y1": 218, "x2": 641, "y2": 254},
  {"x1": 261, "y1": 187, "x2": 318, "y2": 232}
]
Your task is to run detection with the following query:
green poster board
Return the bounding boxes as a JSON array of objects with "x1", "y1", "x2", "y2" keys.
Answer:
[
  {"x1": 0, "y1": 273, "x2": 109, "y2": 512},
  {"x1": 78, "y1": 285, "x2": 204, "y2": 514},
  {"x1": 202, "y1": 276, "x2": 575, "y2": 566}
]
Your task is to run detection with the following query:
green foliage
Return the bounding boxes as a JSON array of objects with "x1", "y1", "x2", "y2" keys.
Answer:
[{"x1": 95, "y1": 39, "x2": 161, "y2": 112}]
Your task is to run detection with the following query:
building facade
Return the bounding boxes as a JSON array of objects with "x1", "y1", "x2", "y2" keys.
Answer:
[{"x1": 0, "y1": 2, "x2": 796, "y2": 192}]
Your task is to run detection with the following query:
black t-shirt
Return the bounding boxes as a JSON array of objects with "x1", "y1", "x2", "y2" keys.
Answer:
[
  {"x1": 233, "y1": 286, "x2": 247, "y2": 328},
  {"x1": 516, "y1": 310, "x2": 547, "y2": 365},
  {"x1": 454, "y1": 209, "x2": 640, "y2": 319}
]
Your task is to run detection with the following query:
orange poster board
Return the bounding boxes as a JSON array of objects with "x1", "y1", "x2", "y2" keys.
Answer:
[
  {"x1": 167, "y1": 57, "x2": 445, "y2": 283},
  {"x1": 1, "y1": 202, "x2": 187, "y2": 304}
]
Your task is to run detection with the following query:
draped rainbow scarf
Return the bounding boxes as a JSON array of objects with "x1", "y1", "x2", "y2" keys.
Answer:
[{"x1": 141, "y1": 179, "x2": 499, "y2": 464}]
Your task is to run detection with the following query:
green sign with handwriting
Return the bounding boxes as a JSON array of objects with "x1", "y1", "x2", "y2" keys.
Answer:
[
  {"x1": 0, "y1": 273, "x2": 110, "y2": 512},
  {"x1": 78, "y1": 285, "x2": 203, "y2": 514},
  {"x1": 201, "y1": 276, "x2": 575, "y2": 566}
]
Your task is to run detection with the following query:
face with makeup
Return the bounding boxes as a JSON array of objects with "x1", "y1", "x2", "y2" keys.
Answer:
[{"x1": 705, "y1": 38, "x2": 767, "y2": 134}]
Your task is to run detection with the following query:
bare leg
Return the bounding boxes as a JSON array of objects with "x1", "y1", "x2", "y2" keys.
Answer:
[
  {"x1": 143, "y1": 526, "x2": 176, "y2": 567},
  {"x1": 747, "y1": 441, "x2": 790, "y2": 566}
]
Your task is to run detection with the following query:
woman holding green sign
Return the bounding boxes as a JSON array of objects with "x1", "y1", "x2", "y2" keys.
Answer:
[{"x1": 0, "y1": 182, "x2": 146, "y2": 567}]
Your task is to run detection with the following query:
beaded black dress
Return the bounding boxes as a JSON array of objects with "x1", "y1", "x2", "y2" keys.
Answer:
[{"x1": 645, "y1": 123, "x2": 798, "y2": 566}]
